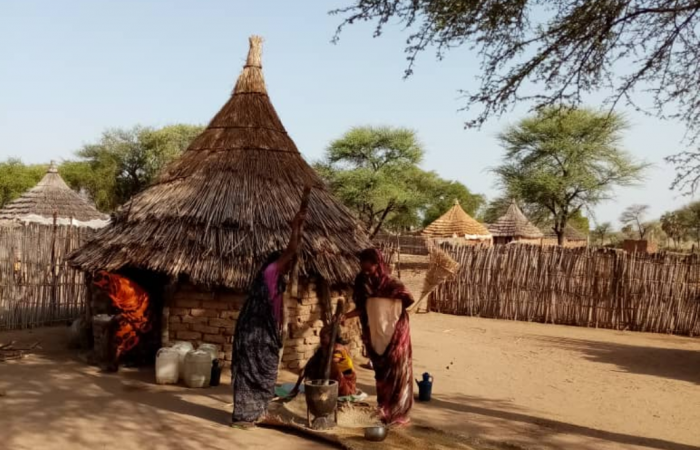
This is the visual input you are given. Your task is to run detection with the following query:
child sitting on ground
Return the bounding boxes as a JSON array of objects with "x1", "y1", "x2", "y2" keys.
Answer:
[{"x1": 289, "y1": 325, "x2": 357, "y2": 397}]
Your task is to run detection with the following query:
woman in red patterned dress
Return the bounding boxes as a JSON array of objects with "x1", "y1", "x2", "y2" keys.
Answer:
[{"x1": 344, "y1": 248, "x2": 414, "y2": 426}]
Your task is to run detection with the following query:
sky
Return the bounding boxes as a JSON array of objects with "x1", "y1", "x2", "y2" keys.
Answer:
[{"x1": 0, "y1": 0, "x2": 693, "y2": 226}]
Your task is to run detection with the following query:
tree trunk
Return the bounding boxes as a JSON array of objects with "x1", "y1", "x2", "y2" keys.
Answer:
[{"x1": 369, "y1": 200, "x2": 396, "y2": 239}]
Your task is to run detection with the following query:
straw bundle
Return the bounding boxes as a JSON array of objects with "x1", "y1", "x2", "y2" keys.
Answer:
[
  {"x1": 409, "y1": 245, "x2": 459, "y2": 312},
  {"x1": 0, "y1": 162, "x2": 108, "y2": 228},
  {"x1": 69, "y1": 36, "x2": 371, "y2": 289}
]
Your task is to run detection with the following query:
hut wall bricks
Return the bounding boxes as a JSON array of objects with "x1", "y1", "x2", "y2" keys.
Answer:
[{"x1": 165, "y1": 281, "x2": 362, "y2": 371}]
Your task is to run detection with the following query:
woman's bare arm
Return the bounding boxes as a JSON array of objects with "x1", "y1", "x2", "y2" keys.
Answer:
[{"x1": 276, "y1": 186, "x2": 311, "y2": 274}]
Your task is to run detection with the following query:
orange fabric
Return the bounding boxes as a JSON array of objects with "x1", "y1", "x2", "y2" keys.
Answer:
[
  {"x1": 332, "y1": 345, "x2": 354, "y2": 373},
  {"x1": 93, "y1": 271, "x2": 151, "y2": 359}
]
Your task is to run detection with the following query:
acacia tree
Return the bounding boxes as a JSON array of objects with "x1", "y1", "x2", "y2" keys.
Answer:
[
  {"x1": 619, "y1": 204, "x2": 651, "y2": 239},
  {"x1": 679, "y1": 202, "x2": 700, "y2": 246},
  {"x1": 494, "y1": 107, "x2": 647, "y2": 245},
  {"x1": 316, "y1": 126, "x2": 483, "y2": 236},
  {"x1": 661, "y1": 211, "x2": 687, "y2": 248},
  {"x1": 332, "y1": 1, "x2": 700, "y2": 193},
  {"x1": 592, "y1": 222, "x2": 614, "y2": 247}
]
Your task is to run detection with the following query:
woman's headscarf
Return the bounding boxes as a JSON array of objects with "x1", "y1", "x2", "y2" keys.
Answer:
[{"x1": 353, "y1": 248, "x2": 414, "y2": 310}]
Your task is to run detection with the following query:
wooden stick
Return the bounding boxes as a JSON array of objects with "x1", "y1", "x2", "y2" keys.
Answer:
[{"x1": 323, "y1": 300, "x2": 344, "y2": 385}]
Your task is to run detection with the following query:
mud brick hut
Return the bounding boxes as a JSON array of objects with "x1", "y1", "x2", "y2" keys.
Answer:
[
  {"x1": 488, "y1": 201, "x2": 544, "y2": 245},
  {"x1": 0, "y1": 162, "x2": 108, "y2": 329},
  {"x1": 69, "y1": 36, "x2": 371, "y2": 371},
  {"x1": 422, "y1": 199, "x2": 492, "y2": 245}
]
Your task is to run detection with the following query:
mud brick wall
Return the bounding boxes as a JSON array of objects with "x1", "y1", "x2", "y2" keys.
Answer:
[
  {"x1": 165, "y1": 281, "x2": 361, "y2": 373},
  {"x1": 282, "y1": 282, "x2": 362, "y2": 371}
]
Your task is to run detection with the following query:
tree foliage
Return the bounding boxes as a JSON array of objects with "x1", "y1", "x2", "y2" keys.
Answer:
[
  {"x1": 592, "y1": 222, "x2": 613, "y2": 247},
  {"x1": 493, "y1": 107, "x2": 646, "y2": 245},
  {"x1": 660, "y1": 211, "x2": 686, "y2": 247},
  {"x1": 0, "y1": 124, "x2": 203, "y2": 213},
  {"x1": 678, "y1": 201, "x2": 700, "y2": 246},
  {"x1": 0, "y1": 159, "x2": 46, "y2": 208},
  {"x1": 421, "y1": 176, "x2": 484, "y2": 227},
  {"x1": 332, "y1": 1, "x2": 700, "y2": 193},
  {"x1": 316, "y1": 126, "x2": 484, "y2": 235},
  {"x1": 68, "y1": 124, "x2": 203, "y2": 211}
]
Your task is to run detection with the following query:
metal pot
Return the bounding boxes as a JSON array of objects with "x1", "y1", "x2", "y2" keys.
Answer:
[
  {"x1": 304, "y1": 379, "x2": 338, "y2": 429},
  {"x1": 364, "y1": 426, "x2": 388, "y2": 442}
]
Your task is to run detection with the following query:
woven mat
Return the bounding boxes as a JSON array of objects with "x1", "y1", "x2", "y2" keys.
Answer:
[{"x1": 262, "y1": 397, "x2": 524, "y2": 450}]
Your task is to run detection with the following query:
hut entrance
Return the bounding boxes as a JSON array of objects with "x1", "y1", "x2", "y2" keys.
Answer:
[{"x1": 88, "y1": 270, "x2": 168, "y2": 370}]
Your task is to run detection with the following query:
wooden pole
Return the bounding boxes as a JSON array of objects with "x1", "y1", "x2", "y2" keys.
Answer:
[{"x1": 323, "y1": 300, "x2": 344, "y2": 385}]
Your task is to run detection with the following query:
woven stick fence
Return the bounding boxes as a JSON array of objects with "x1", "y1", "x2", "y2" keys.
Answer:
[
  {"x1": 0, "y1": 222, "x2": 94, "y2": 330},
  {"x1": 431, "y1": 244, "x2": 700, "y2": 336}
]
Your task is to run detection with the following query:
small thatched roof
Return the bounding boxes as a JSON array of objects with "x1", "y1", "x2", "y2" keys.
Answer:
[
  {"x1": 0, "y1": 162, "x2": 108, "y2": 228},
  {"x1": 544, "y1": 224, "x2": 588, "y2": 241},
  {"x1": 488, "y1": 201, "x2": 543, "y2": 239},
  {"x1": 70, "y1": 36, "x2": 371, "y2": 289},
  {"x1": 422, "y1": 200, "x2": 491, "y2": 240}
]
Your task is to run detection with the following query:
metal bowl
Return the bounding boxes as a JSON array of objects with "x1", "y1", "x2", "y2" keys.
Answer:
[{"x1": 364, "y1": 425, "x2": 388, "y2": 442}]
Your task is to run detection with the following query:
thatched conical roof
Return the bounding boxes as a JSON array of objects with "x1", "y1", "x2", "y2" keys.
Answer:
[
  {"x1": 544, "y1": 224, "x2": 588, "y2": 241},
  {"x1": 0, "y1": 162, "x2": 108, "y2": 228},
  {"x1": 488, "y1": 200, "x2": 543, "y2": 239},
  {"x1": 70, "y1": 36, "x2": 371, "y2": 289},
  {"x1": 422, "y1": 200, "x2": 491, "y2": 239}
]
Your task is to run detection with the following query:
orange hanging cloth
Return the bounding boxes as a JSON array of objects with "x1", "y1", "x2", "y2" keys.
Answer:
[{"x1": 93, "y1": 271, "x2": 152, "y2": 360}]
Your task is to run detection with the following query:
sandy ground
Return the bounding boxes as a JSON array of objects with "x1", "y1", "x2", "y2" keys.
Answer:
[{"x1": 1, "y1": 314, "x2": 699, "y2": 450}]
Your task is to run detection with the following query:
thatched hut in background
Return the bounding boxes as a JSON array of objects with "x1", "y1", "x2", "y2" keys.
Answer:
[
  {"x1": 0, "y1": 161, "x2": 108, "y2": 229},
  {"x1": 0, "y1": 162, "x2": 108, "y2": 330},
  {"x1": 488, "y1": 201, "x2": 543, "y2": 245},
  {"x1": 422, "y1": 200, "x2": 492, "y2": 245},
  {"x1": 69, "y1": 36, "x2": 371, "y2": 370},
  {"x1": 542, "y1": 225, "x2": 589, "y2": 248}
]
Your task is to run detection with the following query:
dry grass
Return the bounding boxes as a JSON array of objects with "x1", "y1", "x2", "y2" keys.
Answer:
[{"x1": 70, "y1": 36, "x2": 371, "y2": 289}]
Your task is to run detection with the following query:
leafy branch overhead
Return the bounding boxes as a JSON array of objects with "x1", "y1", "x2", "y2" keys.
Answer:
[{"x1": 332, "y1": 0, "x2": 700, "y2": 192}]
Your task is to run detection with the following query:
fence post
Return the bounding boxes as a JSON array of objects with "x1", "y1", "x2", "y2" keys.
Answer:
[{"x1": 49, "y1": 212, "x2": 59, "y2": 320}]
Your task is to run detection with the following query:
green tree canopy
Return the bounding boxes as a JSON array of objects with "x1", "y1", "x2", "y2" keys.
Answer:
[
  {"x1": 660, "y1": 211, "x2": 687, "y2": 248},
  {"x1": 68, "y1": 124, "x2": 203, "y2": 211},
  {"x1": 0, "y1": 159, "x2": 46, "y2": 208},
  {"x1": 316, "y1": 126, "x2": 484, "y2": 236},
  {"x1": 493, "y1": 107, "x2": 647, "y2": 245}
]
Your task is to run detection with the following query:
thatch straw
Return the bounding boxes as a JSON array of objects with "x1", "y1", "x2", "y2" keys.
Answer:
[
  {"x1": 0, "y1": 162, "x2": 108, "y2": 228},
  {"x1": 409, "y1": 245, "x2": 459, "y2": 313},
  {"x1": 487, "y1": 200, "x2": 543, "y2": 239},
  {"x1": 543, "y1": 224, "x2": 587, "y2": 241},
  {"x1": 69, "y1": 36, "x2": 371, "y2": 289},
  {"x1": 422, "y1": 200, "x2": 491, "y2": 239}
]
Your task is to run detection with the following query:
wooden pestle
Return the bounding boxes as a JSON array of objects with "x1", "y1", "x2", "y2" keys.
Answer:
[{"x1": 323, "y1": 300, "x2": 344, "y2": 385}]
